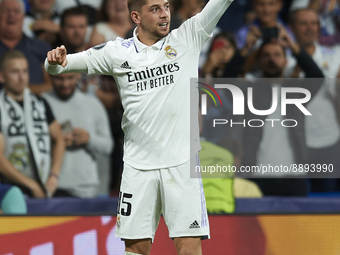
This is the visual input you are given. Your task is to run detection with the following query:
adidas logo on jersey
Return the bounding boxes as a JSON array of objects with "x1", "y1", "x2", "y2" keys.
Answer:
[
  {"x1": 121, "y1": 61, "x2": 131, "y2": 69},
  {"x1": 189, "y1": 220, "x2": 200, "y2": 229}
]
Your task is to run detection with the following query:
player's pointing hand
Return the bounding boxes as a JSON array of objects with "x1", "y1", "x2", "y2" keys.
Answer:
[{"x1": 47, "y1": 45, "x2": 68, "y2": 67}]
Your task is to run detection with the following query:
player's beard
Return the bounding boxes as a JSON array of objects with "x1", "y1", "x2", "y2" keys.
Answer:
[{"x1": 140, "y1": 20, "x2": 169, "y2": 41}]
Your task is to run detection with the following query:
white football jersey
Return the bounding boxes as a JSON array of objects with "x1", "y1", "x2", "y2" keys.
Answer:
[
  {"x1": 45, "y1": 0, "x2": 234, "y2": 169},
  {"x1": 82, "y1": 17, "x2": 210, "y2": 169}
]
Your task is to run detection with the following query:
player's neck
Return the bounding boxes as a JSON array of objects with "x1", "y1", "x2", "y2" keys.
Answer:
[{"x1": 137, "y1": 30, "x2": 163, "y2": 47}]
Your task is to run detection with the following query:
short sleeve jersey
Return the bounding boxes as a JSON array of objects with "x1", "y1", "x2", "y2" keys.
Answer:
[{"x1": 82, "y1": 15, "x2": 211, "y2": 169}]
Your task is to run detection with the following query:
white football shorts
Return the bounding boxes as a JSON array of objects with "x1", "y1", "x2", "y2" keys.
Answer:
[{"x1": 115, "y1": 154, "x2": 210, "y2": 242}]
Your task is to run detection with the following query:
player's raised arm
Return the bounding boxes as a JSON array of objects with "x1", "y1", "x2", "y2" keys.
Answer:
[
  {"x1": 197, "y1": 0, "x2": 234, "y2": 35},
  {"x1": 44, "y1": 45, "x2": 88, "y2": 75},
  {"x1": 174, "y1": 0, "x2": 235, "y2": 53}
]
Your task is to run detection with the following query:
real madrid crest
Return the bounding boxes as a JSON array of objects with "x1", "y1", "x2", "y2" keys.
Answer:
[
  {"x1": 164, "y1": 45, "x2": 177, "y2": 59},
  {"x1": 9, "y1": 143, "x2": 29, "y2": 172}
]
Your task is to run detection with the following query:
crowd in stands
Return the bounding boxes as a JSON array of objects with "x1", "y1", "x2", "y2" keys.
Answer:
[{"x1": 0, "y1": 0, "x2": 340, "y2": 214}]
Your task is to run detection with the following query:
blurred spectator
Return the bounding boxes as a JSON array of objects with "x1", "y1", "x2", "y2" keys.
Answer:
[
  {"x1": 55, "y1": 6, "x2": 117, "y2": 199},
  {"x1": 201, "y1": 29, "x2": 259, "y2": 78},
  {"x1": 199, "y1": 30, "x2": 258, "y2": 144},
  {"x1": 289, "y1": 8, "x2": 340, "y2": 191},
  {"x1": 55, "y1": 6, "x2": 93, "y2": 48},
  {"x1": 0, "y1": 0, "x2": 52, "y2": 94},
  {"x1": 0, "y1": 183, "x2": 27, "y2": 214},
  {"x1": 241, "y1": 30, "x2": 324, "y2": 196},
  {"x1": 54, "y1": 7, "x2": 101, "y2": 95},
  {"x1": 89, "y1": 0, "x2": 132, "y2": 47},
  {"x1": 290, "y1": 0, "x2": 340, "y2": 46},
  {"x1": 201, "y1": 32, "x2": 239, "y2": 78},
  {"x1": 0, "y1": 50, "x2": 64, "y2": 198},
  {"x1": 43, "y1": 72, "x2": 113, "y2": 198},
  {"x1": 22, "y1": 0, "x2": 60, "y2": 46},
  {"x1": 53, "y1": 0, "x2": 102, "y2": 25},
  {"x1": 235, "y1": 0, "x2": 294, "y2": 50},
  {"x1": 55, "y1": 6, "x2": 88, "y2": 53},
  {"x1": 289, "y1": 9, "x2": 340, "y2": 77}
]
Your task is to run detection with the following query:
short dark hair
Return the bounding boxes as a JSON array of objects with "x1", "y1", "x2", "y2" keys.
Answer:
[
  {"x1": 127, "y1": 0, "x2": 148, "y2": 13},
  {"x1": 256, "y1": 41, "x2": 286, "y2": 60},
  {"x1": 289, "y1": 8, "x2": 318, "y2": 25},
  {"x1": 0, "y1": 50, "x2": 27, "y2": 72},
  {"x1": 60, "y1": 6, "x2": 88, "y2": 28}
]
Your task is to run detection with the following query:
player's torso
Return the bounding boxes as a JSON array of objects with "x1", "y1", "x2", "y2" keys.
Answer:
[
  {"x1": 113, "y1": 36, "x2": 196, "y2": 94},
  {"x1": 110, "y1": 35, "x2": 199, "y2": 167},
  {"x1": 112, "y1": 35, "x2": 198, "y2": 128}
]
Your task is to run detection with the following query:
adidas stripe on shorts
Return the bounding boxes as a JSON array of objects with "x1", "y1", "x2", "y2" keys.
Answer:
[{"x1": 115, "y1": 154, "x2": 210, "y2": 242}]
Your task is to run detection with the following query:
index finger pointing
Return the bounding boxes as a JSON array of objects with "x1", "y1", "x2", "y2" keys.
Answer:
[{"x1": 60, "y1": 45, "x2": 67, "y2": 55}]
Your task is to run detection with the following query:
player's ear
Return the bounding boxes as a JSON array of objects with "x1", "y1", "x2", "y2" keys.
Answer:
[{"x1": 131, "y1": 11, "x2": 141, "y2": 24}]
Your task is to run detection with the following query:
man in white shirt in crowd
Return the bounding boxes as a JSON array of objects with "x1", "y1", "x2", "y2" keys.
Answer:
[
  {"x1": 43, "y1": 72, "x2": 113, "y2": 197},
  {"x1": 45, "y1": 0, "x2": 235, "y2": 254},
  {"x1": 289, "y1": 8, "x2": 340, "y2": 191}
]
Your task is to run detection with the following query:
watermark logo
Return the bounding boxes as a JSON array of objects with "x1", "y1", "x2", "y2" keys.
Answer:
[
  {"x1": 198, "y1": 81, "x2": 313, "y2": 128},
  {"x1": 200, "y1": 84, "x2": 311, "y2": 116},
  {"x1": 197, "y1": 82, "x2": 223, "y2": 115}
]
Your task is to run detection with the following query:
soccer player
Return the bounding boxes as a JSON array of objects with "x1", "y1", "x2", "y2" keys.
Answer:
[{"x1": 45, "y1": 0, "x2": 234, "y2": 254}]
